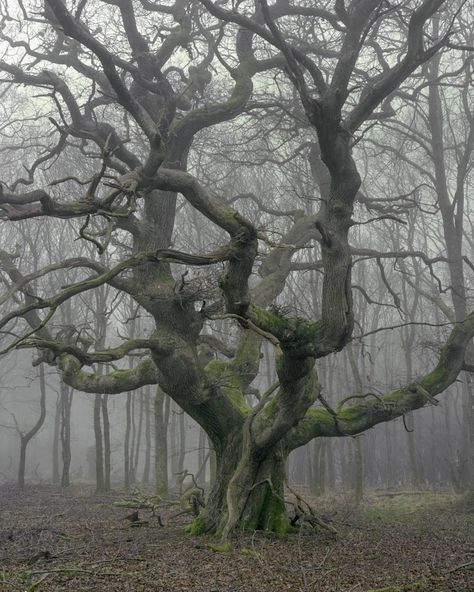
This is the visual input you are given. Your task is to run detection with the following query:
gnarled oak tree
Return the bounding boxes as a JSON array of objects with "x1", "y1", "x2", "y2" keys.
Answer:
[{"x1": 0, "y1": 0, "x2": 473, "y2": 538}]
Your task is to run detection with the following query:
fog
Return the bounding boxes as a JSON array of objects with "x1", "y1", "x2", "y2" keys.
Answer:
[{"x1": 0, "y1": 1, "x2": 473, "y2": 589}]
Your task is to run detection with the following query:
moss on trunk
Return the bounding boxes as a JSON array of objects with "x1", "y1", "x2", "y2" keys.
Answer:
[{"x1": 187, "y1": 434, "x2": 291, "y2": 536}]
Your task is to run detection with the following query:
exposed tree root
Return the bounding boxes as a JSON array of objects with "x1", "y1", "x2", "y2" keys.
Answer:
[{"x1": 285, "y1": 483, "x2": 338, "y2": 535}]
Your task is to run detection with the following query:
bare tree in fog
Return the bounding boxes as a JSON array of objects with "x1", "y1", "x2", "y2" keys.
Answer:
[
  {"x1": 0, "y1": 0, "x2": 474, "y2": 539},
  {"x1": 368, "y1": 37, "x2": 474, "y2": 489}
]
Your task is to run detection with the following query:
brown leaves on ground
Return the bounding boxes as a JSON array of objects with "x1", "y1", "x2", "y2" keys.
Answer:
[{"x1": 0, "y1": 485, "x2": 472, "y2": 591}]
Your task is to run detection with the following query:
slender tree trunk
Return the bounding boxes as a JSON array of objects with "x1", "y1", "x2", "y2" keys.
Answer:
[
  {"x1": 93, "y1": 284, "x2": 108, "y2": 494},
  {"x1": 354, "y1": 437, "x2": 363, "y2": 503},
  {"x1": 52, "y1": 393, "x2": 61, "y2": 484},
  {"x1": 307, "y1": 441, "x2": 314, "y2": 493},
  {"x1": 326, "y1": 441, "x2": 335, "y2": 490},
  {"x1": 124, "y1": 392, "x2": 132, "y2": 490},
  {"x1": 132, "y1": 390, "x2": 144, "y2": 480},
  {"x1": 154, "y1": 387, "x2": 168, "y2": 496},
  {"x1": 18, "y1": 439, "x2": 28, "y2": 490},
  {"x1": 319, "y1": 440, "x2": 327, "y2": 495},
  {"x1": 178, "y1": 410, "x2": 186, "y2": 477},
  {"x1": 399, "y1": 256, "x2": 423, "y2": 490},
  {"x1": 102, "y1": 394, "x2": 111, "y2": 491},
  {"x1": 462, "y1": 376, "x2": 474, "y2": 491},
  {"x1": 142, "y1": 388, "x2": 151, "y2": 486},
  {"x1": 18, "y1": 364, "x2": 47, "y2": 489},
  {"x1": 60, "y1": 383, "x2": 72, "y2": 488},
  {"x1": 170, "y1": 404, "x2": 178, "y2": 481},
  {"x1": 94, "y1": 394, "x2": 105, "y2": 493},
  {"x1": 129, "y1": 391, "x2": 137, "y2": 484},
  {"x1": 406, "y1": 412, "x2": 423, "y2": 489},
  {"x1": 443, "y1": 394, "x2": 461, "y2": 491},
  {"x1": 310, "y1": 440, "x2": 326, "y2": 496},
  {"x1": 347, "y1": 345, "x2": 364, "y2": 500},
  {"x1": 198, "y1": 427, "x2": 206, "y2": 481},
  {"x1": 385, "y1": 423, "x2": 394, "y2": 489}
]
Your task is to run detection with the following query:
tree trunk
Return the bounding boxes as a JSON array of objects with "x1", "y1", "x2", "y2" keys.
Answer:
[
  {"x1": 354, "y1": 437, "x2": 363, "y2": 503},
  {"x1": 129, "y1": 390, "x2": 137, "y2": 484},
  {"x1": 170, "y1": 404, "x2": 178, "y2": 480},
  {"x1": 132, "y1": 390, "x2": 144, "y2": 481},
  {"x1": 52, "y1": 393, "x2": 61, "y2": 484},
  {"x1": 462, "y1": 375, "x2": 474, "y2": 489},
  {"x1": 326, "y1": 441, "x2": 335, "y2": 490},
  {"x1": 406, "y1": 412, "x2": 423, "y2": 489},
  {"x1": 124, "y1": 392, "x2": 132, "y2": 490},
  {"x1": 101, "y1": 394, "x2": 111, "y2": 492},
  {"x1": 142, "y1": 388, "x2": 151, "y2": 486},
  {"x1": 154, "y1": 387, "x2": 169, "y2": 496},
  {"x1": 18, "y1": 439, "x2": 27, "y2": 490},
  {"x1": 94, "y1": 394, "x2": 105, "y2": 494},
  {"x1": 310, "y1": 439, "x2": 326, "y2": 496},
  {"x1": 347, "y1": 344, "x2": 364, "y2": 500},
  {"x1": 192, "y1": 435, "x2": 290, "y2": 536},
  {"x1": 178, "y1": 410, "x2": 186, "y2": 476},
  {"x1": 18, "y1": 364, "x2": 47, "y2": 489},
  {"x1": 384, "y1": 422, "x2": 394, "y2": 488},
  {"x1": 60, "y1": 383, "x2": 72, "y2": 488}
]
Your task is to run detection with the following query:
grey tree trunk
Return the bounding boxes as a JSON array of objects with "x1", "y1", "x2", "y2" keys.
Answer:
[
  {"x1": 347, "y1": 344, "x2": 364, "y2": 501},
  {"x1": 154, "y1": 387, "x2": 169, "y2": 496},
  {"x1": 124, "y1": 392, "x2": 132, "y2": 490},
  {"x1": 18, "y1": 364, "x2": 47, "y2": 489},
  {"x1": 142, "y1": 388, "x2": 151, "y2": 486},
  {"x1": 310, "y1": 439, "x2": 326, "y2": 496},
  {"x1": 94, "y1": 394, "x2": 105, "y2": 493},
  {"x1": 132, "y1": 390, "x2": 144, "y2": 482},
  {"x1": 52, "y1": 393, "x2": 61, "y2": 484},
  {"x1": 178, "y1": 410, "x2": 186, "y2": 477},
  {"x1": 60, "y1": 383, "x2": 73, "y2": 488},
  {"x1": 102, "y1": 394, "x2": 111, "y2": 491}
]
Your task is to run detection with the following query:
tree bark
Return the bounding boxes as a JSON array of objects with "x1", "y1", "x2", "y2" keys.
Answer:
[
  {"x1": 94, "y1": 394, "x2": 105, "y2": 494},
  {"x1": 154, "y1": 386, "x2": 169, "y2": 496},
  {"x1": 52, "y1": 392, "x2": 61, "y2": 484},
  {"x1": 353, "y1": 437, "x2": 363, "y2": 503},
  {"x1": 60, "y1": 382, "x2": 72, "y2": 488},
  {"x1": 310, "y1": 439, "x2": 326, "y2": 496},
  {"x1": 124, "y1": 392, "x2": 132, "y2": 490},
  {"x1": 347, "y1": 344, "x2": 364, "y2": 500},
  {"x1": 177, "y1": 409, "x2": 186, "y2": 477},
  {"x1": 101, "y1": 394, "x2": 111, "y2": 491},
  {"x1": 192, "y1": 432, "x2": 290, "y2": 536},
  {"x1": 18, "y1": 364, "x2": 47, "y2": 489},
  {"x1": 142, "y1": 387, "x2": 151, "y2": 486},
  {"x1": 132, "y1": 390, "x2": 144, "y2": 482}
]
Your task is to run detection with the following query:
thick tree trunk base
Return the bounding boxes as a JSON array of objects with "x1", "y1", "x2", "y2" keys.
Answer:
[
  {"x1": 186, "y1": 442, "x2": 293, "y2": 536},
  {"x1": 186, "y1": 486, "x2": 292, "y2": 536}
]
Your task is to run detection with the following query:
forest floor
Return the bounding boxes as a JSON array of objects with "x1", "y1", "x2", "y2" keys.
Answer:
[{"x1": 0, "y1": 484, "x2": 473, "y2": 592}]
